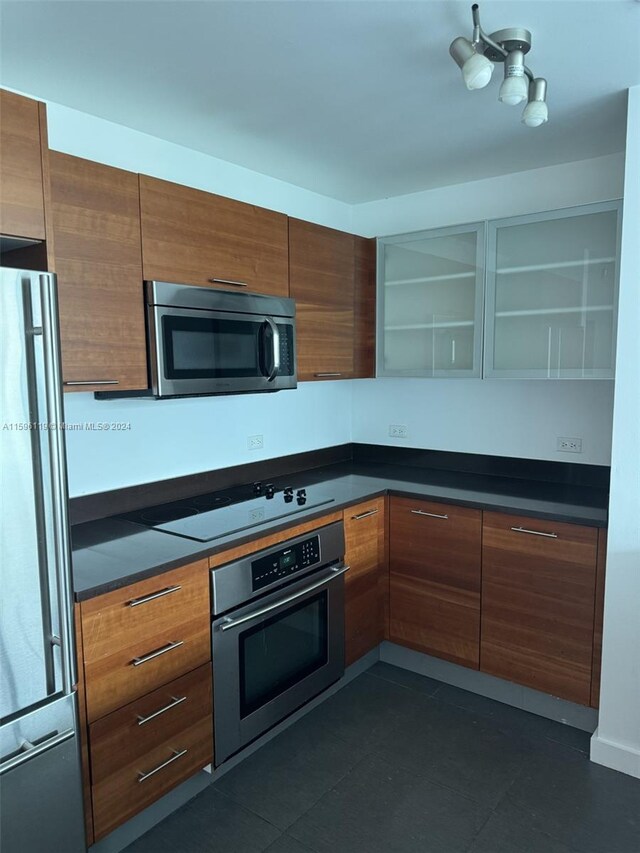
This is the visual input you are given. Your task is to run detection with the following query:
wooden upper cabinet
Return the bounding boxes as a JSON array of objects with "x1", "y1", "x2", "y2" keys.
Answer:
[
  {"x1": 139, "y1": 175, "x2": 289, "y2": 296},
  {"x1": 50, "y1": 152, "x2": 148, "y2": 392},
  {"x1": 344, "y1": 498, "x2": 387, "y2": 666},
  {"x1": 481, "y1": 511, "x2": 598, "y2": 705},
  {"x1": 289, "y1": 218, "x2": 356, "y2": 380},
  {"x1": 389, "y1": 496, "x2": 482, "y2": 669},
  {"x1": 354, "y1": 236, "x2": 376, "y2": 378},
  {"x1": 0, "y1": 89, "x2": 49, "y2": 242}
]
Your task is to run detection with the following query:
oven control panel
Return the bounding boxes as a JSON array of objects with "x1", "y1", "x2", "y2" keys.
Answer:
[{"x1": 251, "y1": 535, "x2": 320, "y2": 592}]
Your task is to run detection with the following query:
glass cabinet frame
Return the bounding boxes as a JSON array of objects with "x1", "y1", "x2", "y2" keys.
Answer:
[
  {"x1": 483, "y1": 201, "x2": 622, "y2": 379},
  {"x1": 376, "y1": 222, "x2": 486, "y2": 378}
]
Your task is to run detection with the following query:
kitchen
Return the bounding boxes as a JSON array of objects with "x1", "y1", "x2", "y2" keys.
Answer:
[{"x1": 0, "y1": 2, "x2": 639, "y2": 852}]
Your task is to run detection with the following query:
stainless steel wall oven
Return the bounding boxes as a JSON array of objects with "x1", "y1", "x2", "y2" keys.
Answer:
[{"x1": 211, "y1": 522, "x2": 346, "y2": 764}]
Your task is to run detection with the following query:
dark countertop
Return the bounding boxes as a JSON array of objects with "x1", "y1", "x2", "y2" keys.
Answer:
[{"x1": 71, "y1": 460, "x2": 608, "y2": 601}]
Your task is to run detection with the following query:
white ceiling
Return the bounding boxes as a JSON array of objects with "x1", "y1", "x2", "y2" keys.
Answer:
[{"x1": 1, "y1": 1, "x2": 638, "y2": 203}]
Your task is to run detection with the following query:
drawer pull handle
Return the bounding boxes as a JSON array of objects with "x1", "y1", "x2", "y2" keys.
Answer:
[
  {"x1": 314, "y1": 373, "x2": 342, "y2": 377},
  {"x1": 208, "y1": 278, "x2": 248, "y2": 287},
  {"x1": 511, "y1": 526, "x2": 558, "y2": 539},
  {"x1": 137, "y1": 695, "x2": 187, "y2": 726},
  {"x1": 128, "y1": 585, "x2": 182, "y2": 607},
  {"x1": 64, "y1": 380, "x2": 119, "y2": 386},
  {"x1": 138, "y1": 748, "x2": 188, "y2": 782},
  {"x1": 410, "y1": 510, "x2": 449, "y2": 520},
  {"x1": 352, "y1": 508, "x2": 379, "y2": 520},
  {"x1": 132, "y1": 641, "x2": 184, "y2": 667}
]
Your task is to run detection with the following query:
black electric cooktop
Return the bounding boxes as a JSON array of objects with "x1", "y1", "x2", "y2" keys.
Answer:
[{"x1": 118, "y1": 482, "x2": 335, "y2": 543}]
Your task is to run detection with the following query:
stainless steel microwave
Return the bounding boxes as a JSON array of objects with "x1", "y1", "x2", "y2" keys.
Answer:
[{"x1": 146, "y1": 281, "x2": 297, "y2": 398}]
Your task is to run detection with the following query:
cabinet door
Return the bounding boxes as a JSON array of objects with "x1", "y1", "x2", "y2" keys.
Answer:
[
  {"x1": 289, "y1": 218, "x2": 355, "y2": 380},
  {"x1": 389, "y1": 497, "x2": 481, "y2": 668},
  {"x1": 50, "y1": 152, "x2": 148, "y2": 392},
  {"x1": 481, "y1": 512, "x2": 598, "y2": 705},
  {"x1": 344, "y1": 498, "x2": 386, "y2": 666},
  {"x1": 378, "y1": 223, "x2": 484, "y2": 378},
  {"x1": 139, "y1": 175, "x2": 289, "y2": 296},
  {"x1": 590, "y1": 529, "x2": 607, "y2": 708},
  {"x1": 485, "y1": 201, "x2": 621, "y2": 378},
  {"x1": 0, "y1": 89, "x2": 47, "y2": 241}
]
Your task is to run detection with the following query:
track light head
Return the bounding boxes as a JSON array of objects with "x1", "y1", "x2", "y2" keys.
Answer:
[
  {"x1": 522, "y1": 78, "x2": 548, "y2": 127},
  {"x1": 498, "y1": 50, "x2": 528, "y2": 105},
  {"x1": 449, "y1": 36, "x2": 494, "y2": 90}
]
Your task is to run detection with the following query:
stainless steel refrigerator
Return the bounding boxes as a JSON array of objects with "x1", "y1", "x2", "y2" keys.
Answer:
[{"x1": 0, "y1": 268, "x2": 86, "y2": 852}]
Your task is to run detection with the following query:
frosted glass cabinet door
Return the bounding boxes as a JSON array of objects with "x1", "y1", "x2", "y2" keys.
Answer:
[
  {"x1": 378, "y1": 223, "x2": 485, "y2": 377},
  {"x1": 485, "y1": 201, "x2": 621, "y2": 378}
]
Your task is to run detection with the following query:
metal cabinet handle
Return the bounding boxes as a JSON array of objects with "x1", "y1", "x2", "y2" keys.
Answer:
[
  {"x1": 0, "y1": 729, "x2": 75, "y2": 776},
  {"x1": 510, "y1": 526, "x2": 558, "y2": 539},
  {"x1": 132, "y1": 641, "x2": 184, "y2": 667},
  {"x1": 351, "y1": 508, "x2": 379, "y2": 521},
  {"x1": 63, "y1": 380, "x2": 119, "y2": 386},
  {"x1": 219, "y1": 564, "x2": 350, "y2": 632},
  {"x1": 138, "y1": 748, "x2": 188, "y2": 782},
  {"x1": 128, "y1": 585, "x2": 182, "y2": 607},
  {"x1": 137, "y1": 695, "x2": 187, "y2": 726},
  {"x1": 410, "y1": 509, "x2": 449, "y2": 519},
  {"x1": 314, "y1": 373, "x2": 342, "y2": 377},
  {"x1": 208, "y1": 278, "x2": 248, "y2": 287}
]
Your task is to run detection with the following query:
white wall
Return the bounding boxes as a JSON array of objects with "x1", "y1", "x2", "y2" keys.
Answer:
[
  {"x1": 63, "y1": 382, "x2": 352, "y2": 497},
  {"x1": 350, "y1": 154, "x2": 624, "y2": 466},
  {"x1": 591, "y1": 88, "x2": 640, "y2": 779},
  {"x1": 352, "y1": 379, "x2": 614, "y2": 466}
]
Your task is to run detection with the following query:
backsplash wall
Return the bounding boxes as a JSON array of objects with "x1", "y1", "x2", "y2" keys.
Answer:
[
  {"x1": 63, "y1": 382, "x2": 352, "y2": 497},
  {"x1": 351, "y1": 379, "x2": 615, "y2": 467}
]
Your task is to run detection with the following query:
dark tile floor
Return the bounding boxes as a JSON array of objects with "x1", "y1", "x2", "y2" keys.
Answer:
[{"x1": 125, "y1": 663, "x2": 640, "y2": 853}]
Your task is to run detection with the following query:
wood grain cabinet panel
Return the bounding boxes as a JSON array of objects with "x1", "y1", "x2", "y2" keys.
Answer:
[
  {"x1": 49, "y1": 152, "x2": 148, "y2": 391},
  {"x1": 0, "y1": 89, "x2": 47, "y2": 240},
  {"x1": 389, "y1": 497, "x2": 482, "y2": 669},
  {"x1": 354, "y1": 236, "x2": 377, "y2": 379},
  {"x1": 481, "y1": 511, "x2": 598, "y2": 705},
  {"x1": 590, "y1": 529, "x2": 607, "y2": 708},
  {"x1": 289, "y1": 218, "x2": 356, "y2": 380},
  {"x1": 80, "y1": 561, "x2": 210, "y2": 721},
  {"x1": 344, "y1": 498, "x2": 386, "y2": 665},
  {"x1": 139, "y1": 175, "x2": 289, "y2": 296}
]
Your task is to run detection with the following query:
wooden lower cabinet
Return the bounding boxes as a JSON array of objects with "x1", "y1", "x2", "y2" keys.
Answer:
[
  {"x1": 591, "y1": 529, "x2": 607, "y2": 708},
  {"x1": 481, "y1": 512, "x2": 598, "y2": 705},
  {"x1": 343, "y1": 498, "x2": 386, "y2": 665},
  {"x1": 389, "y1": 497, "x2": 482, "y2": 668},
  {"x1": 90, "y1": 665, "x2": 213, "y2": 841}
]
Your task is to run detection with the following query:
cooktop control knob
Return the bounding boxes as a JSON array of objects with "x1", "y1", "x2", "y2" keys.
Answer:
[
  {"x1": 253, "y1": 481, "x2": 263, "y2": 496},
  {"x1": 265, "y1": 483, "x2": 276, "y2": 499},
  {"x1": 283, "y1": 487, "x2": 294, "y2": 503},
  {"x1": 296, "y1": 488, "x2": 307, "y2": 505}
]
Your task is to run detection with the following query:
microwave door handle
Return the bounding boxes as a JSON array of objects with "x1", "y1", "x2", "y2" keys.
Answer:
[{"x1": 261, "y1": 319, "x2": 280, "y2": 382}]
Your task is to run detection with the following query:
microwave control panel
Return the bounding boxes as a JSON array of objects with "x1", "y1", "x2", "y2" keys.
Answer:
[{"x1": 251, "y1": 535, "x2": 321, "y2": 592}]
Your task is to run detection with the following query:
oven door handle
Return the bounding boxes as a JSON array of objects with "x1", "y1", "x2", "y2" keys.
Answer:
[
  {"x1": 259, "y1": 318, "x2": 280, "y2": 382},
  {"x1": 218, "y1": 564, "x2": 350, "y2": 632}
]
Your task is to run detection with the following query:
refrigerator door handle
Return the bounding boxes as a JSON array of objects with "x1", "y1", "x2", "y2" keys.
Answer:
[
  {"x1": 0, "y1": 729, "x2": 75, "y2": 776},
  {"x1": 38, "y1": 274, "x2": 76, "y2": 696}
]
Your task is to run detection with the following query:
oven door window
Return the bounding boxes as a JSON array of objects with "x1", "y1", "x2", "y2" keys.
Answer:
[
  {"x1": 162, "y1": 315, "x2": 263, "y2": 379},
  {"x1": 239, "y1": 591, "x2": 328, "y2": 718}
]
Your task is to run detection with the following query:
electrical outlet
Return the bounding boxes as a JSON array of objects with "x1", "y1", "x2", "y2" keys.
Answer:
[
  {"x1": 247, "y1": 434, "x2": 264, "y2": 451},
  {"x1": 557, "y1": 436, "x2": 583, "y2": 453},
  {"x1": 389, "y1": 424, "x2": 408, "y2": 439}
]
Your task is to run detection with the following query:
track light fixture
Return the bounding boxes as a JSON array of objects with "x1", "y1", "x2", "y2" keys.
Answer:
[{"x1": 449, "y1": 3, "x2": 548, "y2": 126}]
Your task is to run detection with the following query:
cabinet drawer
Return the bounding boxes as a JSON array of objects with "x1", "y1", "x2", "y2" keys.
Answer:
[
  {"x1": 92, "y1": 713, "x2": 212, "y2": 840},
  {"x1": 90, "y1": 664, "x2": 212, "y2": 783},
  {"x1": 481, "y1": 512, "x2": 598, "y2": 704},
  {"x1": 80, "y1": 561, "x2": 210, "y2": 721},
  {"x1": 389, "y1": 497, "x2": 482, "y2": 669}
]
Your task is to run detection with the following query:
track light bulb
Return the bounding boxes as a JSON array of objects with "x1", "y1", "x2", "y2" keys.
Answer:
[
  {"x1": 522, "y1": 78, "x2": 548, "y2": 127},
  {"x1": 499, "y1": 50, "x2": 528, "y2": 105},
  {"x1": 449, "y1": 36, "x2": 494, "y2": 90}
]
